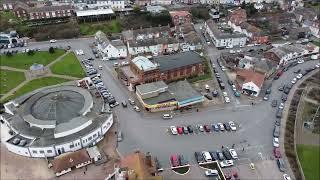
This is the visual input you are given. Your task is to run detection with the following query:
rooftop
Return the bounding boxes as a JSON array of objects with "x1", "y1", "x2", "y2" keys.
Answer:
[
  {"x1": 169, "y1": 11, "x2": 191, "y2": 17},
  {"x1": 168, "y1": 80, "x2": 203, "y2": 102},
  {"x1": 76, "y1": 9, "x2": 114, "y2": 17},
  {"x1": 52, "y1": 149, "x2": 91, "y2": 173},
  {"x1": 236, "y1": 69, "x2": 265, "y2": 88},
  {"x1": 136, "y1": 81, "x2": 167, "y2": 95},
  {"x1": 132, "y1": 56, "x2": 158, "y2": 72},
  {"x1": 206, "y1": 20, "x2": 246, "y2": 39},
  {"x1": 152, "y1": 51, "x2": 203, "y2": 72}
]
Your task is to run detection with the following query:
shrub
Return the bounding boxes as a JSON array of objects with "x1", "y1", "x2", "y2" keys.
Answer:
[{"x1": 49, "y1": 47, "x2": 55, "y2": 54}]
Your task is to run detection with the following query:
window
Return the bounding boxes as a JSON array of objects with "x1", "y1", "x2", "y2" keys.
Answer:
[
  {"x1": 88, "y1": 136, "x2": 92, "y2": 141},
  {"x1": 93, "y1": 134, "x2": 97, "y2": 138},
  {"x1": 47, "y1": 150, "x2": 52, "y2": 153},
  {"x1": 39, "y1": 150, "x2": 44, "y2": 154},
  {"x1": 70, "y1": 144, "x2": 74, "y2": 148},
  {"x1": 32, "y1": 150, "x2": 37, "y2": 154}
]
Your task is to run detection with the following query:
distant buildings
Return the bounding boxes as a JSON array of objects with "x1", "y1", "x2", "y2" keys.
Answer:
[
  {"x1": 95, "y1": 31, "x2": 128, "y2": 59},
  {"x1": 204, "y1": 20, "x2": 247, "y2": 48},
  {"x1": 169, "y1": 11, "x2": 192, "y2": 27},
  {"x1": 73, "y1": 0, "x2": 126, "y2": 10}
]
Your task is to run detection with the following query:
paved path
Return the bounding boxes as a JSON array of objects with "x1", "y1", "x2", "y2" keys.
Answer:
[
  {"x1": 46, "y1": 51, "x2": 71, "y2": 67},
  {"x1": 0, "y1": 66, "x2": 27, "y2": 73}
]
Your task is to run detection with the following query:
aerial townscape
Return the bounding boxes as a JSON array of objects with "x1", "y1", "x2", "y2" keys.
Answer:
[{"x1": 0, "y1": 0, "x2": 320, "y2": 179}]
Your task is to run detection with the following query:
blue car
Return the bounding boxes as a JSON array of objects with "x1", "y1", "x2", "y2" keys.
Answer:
[
  {"x1": 211, "y1": 124, "x2": 220, "y2": 132},
  {"x1": 234, "y1": 91, "x2": 241, "y2": 97}
]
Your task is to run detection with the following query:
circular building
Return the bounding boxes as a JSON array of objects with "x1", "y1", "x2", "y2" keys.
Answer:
[{"x1": 1, "y1": 85, "x2": 113, "y2": 158}]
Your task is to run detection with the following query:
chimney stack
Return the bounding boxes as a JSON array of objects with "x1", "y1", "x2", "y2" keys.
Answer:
[{"x1": 145, "y1": 152, "x2": 152, "y2": 167}]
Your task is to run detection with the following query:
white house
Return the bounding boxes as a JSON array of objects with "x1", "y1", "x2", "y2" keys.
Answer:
[
  {"x1": 236, "y1": 69, "x2": 265, "y2": 97},
  {"x1": 99, "y1": 39, "x2": 128, "y2": 58},
  {"x1": 204, "y1": 20, "x2": 247, "y2": 48},
  {"x1": 127, "y1": 38, "x2": 179, "y2": 56},
  {"x1": 73, "y1": 0, "x2": 125, "y2": 10},
  {"x1": 150, "y1": 0, "x2": 172, "y2": 5}
]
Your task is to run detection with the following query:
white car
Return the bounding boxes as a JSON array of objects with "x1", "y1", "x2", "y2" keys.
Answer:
[
  {"x1": 205, "y1": 169, "x2": 218, "y2": 176},
  {"x1": 316, "y1": 63, "x2": 320, "y2": 68},
  {"x1": 220, "y1": 160, "x2": 234, "y2": 167},
  {"x1": 49, "y1": 39, "x2": 57, "y2": 43},
  {"x1": 279, "y1": 103, "x2": 284, "y2": 109},
  {"x1": 121, "y1": 61, "x2": 129, "y2": 66},
  {"x1": 225, "y1": 97, "x2": 230, "y2": 103},
  {"x1": 229, "y1": 50, "x2": 235, "y2": 54},
  {"x1": 297, "y1": 59, "x2": 304, "y2": 64},
  {"x1": 273, "y1": 137, "x2": 279, "y2": 147},
  {"x1": 113, "y1": 62, "x2": 119, "y2": 67},
  {"x1": 221, "y1": 66, "x2": 226, "y2": 71},
  {"x1": 212, "y1": 63, "x2": 216, "y2": 68},
  {"x1": 78, "y1": 49, "x2": 84, "y2": 55},
  {"x1": 229, "y1": 121, "x2": 237, "y2": 131},
  {"x1": 291, "y1": 78, "x2": 297, "y2": 84},
  {"x1": 283, "y1": 174, "x2": 292, "y2": 180},
  {"x1": 170, "y1": 126, "x2": 178, "y2": 135},
  {"x1": 217, "y1": 123, "x2": 225, "y2": 131},
  {"x1": 296, "y1": 73, "x2": 303, "y2": 79},
  {"x1": 222, "y1": 92, "x2": 228, "y2": 97},
  {"x1": 229, "y1": 149, "x2": 238, "y2": 159},
  {"x1": 98, "y1": 65, "x2": 103, "y2": 70},
  {"x1": 236, "y1": 49, "x2": 241, "y2": 53},
  {"x1": 232, "y1": 85, "x2": 236, "y2": 91},
  {"x1": 133, "y1": 106, "x2": 140, "y2": 112}
]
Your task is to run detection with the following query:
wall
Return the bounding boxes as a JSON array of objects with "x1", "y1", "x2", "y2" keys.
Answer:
[
  {"x1": 29, "y1": 146, "x2": 56, "y2": 157},
  {"x1": 5, "y1": 142, "x2": 31, "y2": 157}
]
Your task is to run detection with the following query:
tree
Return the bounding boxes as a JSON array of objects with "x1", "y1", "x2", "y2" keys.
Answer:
[
  {"x1": 6, "y1": 51, "x2": 12, "y2": 57},
  {"x1": 27, "y1": 50, "x2": 34, "y2": 55},
  {"x1": 133, "y1": 6, "x2": 141, "y2": 14},
  {"x1": 49, "y1": 47, "x2": 55, "y2": 54}
]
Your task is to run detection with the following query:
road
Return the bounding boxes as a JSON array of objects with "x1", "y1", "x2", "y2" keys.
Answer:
[{"x1": 5, "y1": 37, "x2": 319, "y2": 179}]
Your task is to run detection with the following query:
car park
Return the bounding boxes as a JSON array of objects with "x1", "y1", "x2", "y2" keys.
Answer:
[
  {"x1": 273, "y1": 137, "x2": 279, "y2": 147},
  {"x1": 195, "y1": 152, "x2": 205, "y2": 163},
  {"x1": 229, "y1": 121, "x2": 237, "y2": 131},
  {"x1": 220, "y1": 160, "x2": 234, "y2": 168},
  {"x1": 205, "y1": 169, "x2": 219, "y2": 177},
  {"x1": 170, "y1": 154, "x2": 180, "y2": 167},
  {"x1": 170, "y1": 126, "x2": 178, "y2": 135},
  {"x1": 229, "y1": 149, "x2": 238, "y2": 159}
]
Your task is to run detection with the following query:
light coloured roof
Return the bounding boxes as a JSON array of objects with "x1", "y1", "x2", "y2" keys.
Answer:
[
  {"x1": 132, "y1": 56, "x2": 157, "y2": 71},
  {"x1": 136, "y1": 81, "x2": 167, "y2": 95},
  {"x1": 76, "y1": 9, "x2": 114, "y2": 17}
]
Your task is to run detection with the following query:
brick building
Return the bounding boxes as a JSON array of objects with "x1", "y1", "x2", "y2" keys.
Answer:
[
  {"x1": 169, "y1": 11, "x2": 192, "y2": 27},
  {"x1": 119, "y1": 51, "x2": 204, "y2": 91}
]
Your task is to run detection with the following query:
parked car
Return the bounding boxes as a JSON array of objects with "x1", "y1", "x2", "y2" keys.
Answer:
[
  {"x1": 271, "y1": 100, "x2": 277, "y2": 107},
  {"x1": 283, "y1": 174, "x2": 292, "y2": 180},
  {"x1": 294, "y1": 69, "x2": 301, "y2": 74},
  {"x1": 277, "y1": 158, "x2": 286, "y2": 172},
  {"x1": 177, "y1": 127, "x2": 183, "y2": 135},
  {"x1": 229, "y1": 121, "x2": 237, "y2": 131},
  {"x1": 225, "y1": 97, "x2": 231, "y2": 103},
  {"x1": 197, "y1": 125, "x2": 204, "y2": 132},
  {"x1": 273, "y1": 137, "x2": 279, "y2": 147},
  {"x1": 273, "y1": 125, "x2": 280, "y2": 137},
  {"x1": 195, "y1": 152, "x2": 205, "y2": 163},
  {"x1": 205, "y1": 169, "x2": 219, "y2": 177},
  {"x1": 229, "y1": 149, "x2": 238, "y2": 159},
  {"x1": 266, "y1": 88, "x2": 272, "y2": 94},
  {"x1": 183, "y1": 126, "x2": 189, "y2": 134},
  {"x1": 216, "y1": 150, "x2": 225, "y2": 161},
  {"x1": 204, "y1": 94, "x2": 213, "y2": 100},
  {"x1": 202, "y1": 151, "x2": 212, "y2": 162},
  {"x1": 224, "y1": 123, "x2": 231, "y2": 131},
  {"x1": 209, "y1": 151, "x2": 218, "y2": 161},
  {"x1": 263, "y1": 94, "x2": 269, "y2": 101},
  {"x1": 121, "y1": 101, "x2": 127, "y2": 107},
  {"x1": 133, "y1": 106, "x2": 140, "y2": 112},
  {"x1": 163, "y1": 114, "x2": 173, "y2": 119},
  {"x1": 273, "y1": 147, "x2": 281, "y2": 158},
  {"x1": 276, "y1": 109, "x2": 283, "y2": 118},
  {"x1": 128, "y1": 99, "x2": 135, "y2": 105},
  {"x1": 49, "y1": 39, "x2": 57, "y2": 43},
  {"x1": 222, "y1": 148, "x2": 232, "y2": 160},
  {"x1": 170, "y1": 154, "x2": 180, "y2": 167},
  {"x1": 170, "y1": 126, "x2": 178, "y2": 135},
  {"x1": 278, "y1": 85, "x2": 284, "y2": 91},
  {"x1": 218, "y1": 123, "x2": 225, "y2": 131},
  {"x1": 187, "y1": 125, "x2": 194, "y2": 133},
  {"x1": 212, "y1": 90, "x2": 218, "y2": 97},
  {"x1": 117, "y1": 131, "x2": 123, "y2": 142},
  {"x1": 212, "y1": 124, "x2": 220, "y2": 131},
  {"x1": 204, "y1": 125, "x2": 211, "y2": 132},
  {"x1": 220, "y1": 160, "x2": 234, "y2": 168}
]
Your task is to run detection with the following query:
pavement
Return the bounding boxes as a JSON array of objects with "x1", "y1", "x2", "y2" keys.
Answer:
[{"x1": 1, "y1": 37, "x2": 319, "y2": 180}]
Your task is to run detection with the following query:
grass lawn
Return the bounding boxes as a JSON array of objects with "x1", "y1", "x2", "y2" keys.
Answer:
[
  {"x1": 79, "y1": 19, "x2": 121, "y2": 35},
  {"x1": 312, "y1": 41, "x2": 320, "y2": 47},
  {"x1": 172, "y1": 166, "x2": 190, "y2": 174},
  {"x1": 0, "y1": 70, "x2": 25, "y2": 95},
  {"x1": 0, "y1": 49, "x2": 65, "y2": 69},
  {"x1": 50, "y1": 52, "x2": 85, "y2": 78},
  {"x1": 3, "y1": 76, "x2": 69, "y2": 102},
  {"x1": 297, "y1": 144, "x2": 320, "y2": 180}
]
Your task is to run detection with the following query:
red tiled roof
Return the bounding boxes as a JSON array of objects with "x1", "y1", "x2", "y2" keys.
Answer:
[
  {"x1": 236, "y1": 69, "x2": 265, "y2": 88},
  {"x1": 169, "y1": 11, "x2": 190, "y2": 17},
  {"x1": 52, "y1": 149, "x2": 91, "y2": 173}
]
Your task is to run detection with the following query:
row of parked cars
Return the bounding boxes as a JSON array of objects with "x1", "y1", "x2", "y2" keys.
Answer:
[
  {"x1": 170, "y1": 121, "x2": 237, "y2": 135},
  {"x1": 194, "y1": 148, "x2": 238, "y2": 167}
]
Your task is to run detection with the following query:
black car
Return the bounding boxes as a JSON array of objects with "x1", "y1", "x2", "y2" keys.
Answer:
[
  {"x1": 217, "y1": 78, "x2": 223, "y2": 83},
  {"x1": 284, "y1": 87, "x2": 290, "y2": 94},
  {"x1": 275, "y1": 119, "x2": 281, "y2": 126},
  {"x1": 276, "y1": 109, "x2": 283, "y2": 118},
  {"x1": 216, "y1": 150, "x2": 224, "y2": 161},
  {"x1": 281, "y1": 94, "x2": 288, "y2": 102},
  {"x1": 209, "y1": 151, "x2": 218, "y2": 161},
  {"x1": 227, "y1": 80, "x2": 234, "y2": 85},
  {"x1": 212, "y1": 124, "x2": 219, "y2": 132},
  {"x1": 187, "y1": 125, "x2": 194, "y2": 133},
  {"x1": 277, "y1": 158, "x2": 286, "y2": 172},
  {"x1": 223, "y1": 123, "x2": 231, "y2": 131},
  {"x1": 222, "y1": 148, "x2": 232, "y2": 160},
  {"x1": 220, "y1": 83, "x2": 225, "y2": 89},
  {"x1": 121, "y1": 101, "x2": 127, "y2": 107},
  {"x1": 205, "y1": 94, "x2": 213, "y2": 100},
  {"x1": 294, "y1": 69, "x2": 301, "y2": 73},
  {"x1": 212, "y1": 90, "x2": 218, "y2": 97},
  {"x1": 265, "y1": 88, "x2": 272, "y2": 94},
  {"x1": 271, "y1": 100, "x2": 277, "y2": 107},
  {"x1": 274, "y1": 75, "x2": 279, "y2": 80},
  {"x1": 195, "y1": 152, "x2": 205, "y2": 163},
  {"x1": 179, "y1": 155, "x2": 189, "y2": 166}
]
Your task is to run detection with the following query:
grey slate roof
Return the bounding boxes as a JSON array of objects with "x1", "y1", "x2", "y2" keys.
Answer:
[
  {"x1": 168, "y1": 80, "x2": 203, "y2": 102},
  {"x1": 152, "y1": 51, "x2": 204, "y2": 72},
  {"x1": 136, "y1": 81, "x2": 167, "y2": 95}
]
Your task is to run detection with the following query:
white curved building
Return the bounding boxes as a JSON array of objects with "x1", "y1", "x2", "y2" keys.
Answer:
[{"x1": 1, "y1": 85, "x2": 113, "y2": 158}]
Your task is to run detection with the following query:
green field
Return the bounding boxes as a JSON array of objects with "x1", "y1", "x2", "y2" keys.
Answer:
[
  {"x1": 312, "y1": 41, "x2": 320, "y2": 47},
  {"x1": 4, "y1": 77, "x2": 69, "y2": 102},
  {"x1": 50, "y1": 52, "x2": 85, "y2": 78},
  {"x1": 79, "y1": 20, "x2": 121, "y2": 35},
  {"x1": 0, "y1": 49, "x2": 65, "y2": 69},
  {"x1": 0, "y1": 70, "x2": 25, "y2": 95},
  {"x1": 297, "y1": 144, "x2": 320, "y2": 180}
]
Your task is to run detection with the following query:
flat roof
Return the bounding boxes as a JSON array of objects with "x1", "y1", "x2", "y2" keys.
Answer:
[
  {"x1": 143, "y1": 91, "x2": 175, "y2": 105},
  {"x1": 132, "y1": 56, "x2": 158, "y2": 71},
  {"x1": 152, "y1": 51, "x2": 204, "y2": 72},
  {"x1": 136, "y1": 81, "x2": 167, "y2": 95},
  {"x1": 168, "y1": 80, "x2": 203, "y2": 102},
  {"x1": 76, "y1": 9, "x2": 114, "y2": 17}
]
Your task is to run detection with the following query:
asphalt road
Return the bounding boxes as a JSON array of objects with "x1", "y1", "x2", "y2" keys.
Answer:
[{"x1": 6, "y1": 38, "x2": 319, "y2": 179}]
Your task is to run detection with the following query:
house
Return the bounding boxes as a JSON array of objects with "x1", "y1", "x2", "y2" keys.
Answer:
[
  {"x1": 228, "y1": 8, "x2": 247, "y2": 26},
  {"x1": 236, "y1": 69, "x2": 265, "y2": 97},
  {"x1": 145, "y1": 5, "x2": 167, "y2": 13},
  {"x1": 293, "y1": 7, "x2": 318, "y2": 23},
  {"x1": 12, "y1": 1, "x2": 30, "y2": 19},
  {"x1": 118, "y1": 51, "x2": 204, "y2": 90},
  {"x1": 122, "y1": 26, "x2": 172, "y2": 42},
  {"x1": 204, "y1": 20, "x2": 247, "y2": 48},
  {"x1": 95, "y1": 31, "x2": 127, "y2": 58},
  {"x1": 183, "y1": 31, "x2": 203, "y2": 51},
  {"x1": 52, "y1": 149, "x2": 92, "y2": 176},
  {"x1": 73, "y1": 0, "x2": 125, "y2": 10},
  {"x1": 135, "y1": 0, "x2": 151, "y2": 6},
  {"x1": 118, "y1": 151, "x2": 163, "y2": 180},
  {"x1": 150, "y1": 0, "x2": 172, "y2": 5},
  {"x1": 28, "y1": 5, "x2": 74, "y2": 20},
  {"x1": 169, "y1": 11, "x2": 192, "y2": 27}
]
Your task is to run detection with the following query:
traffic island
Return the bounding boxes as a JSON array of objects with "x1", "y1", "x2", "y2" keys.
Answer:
[{"x1": 171, "y1": 165, "x2": 190, "y2": 175}]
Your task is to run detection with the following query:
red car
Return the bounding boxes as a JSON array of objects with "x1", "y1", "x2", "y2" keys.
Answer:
[
  {"x1": 273, "y1": 147, "x2": 281, "y2": 158},
  {"x1": 204, "y1": 125, "x2": 211, "y2": 132},
  {"x1": 177, "y1": 127, "x2": 183, "y2": 135},
  {"x1": 170, "y1": 154, "x2": 179, "y2": 167}
]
